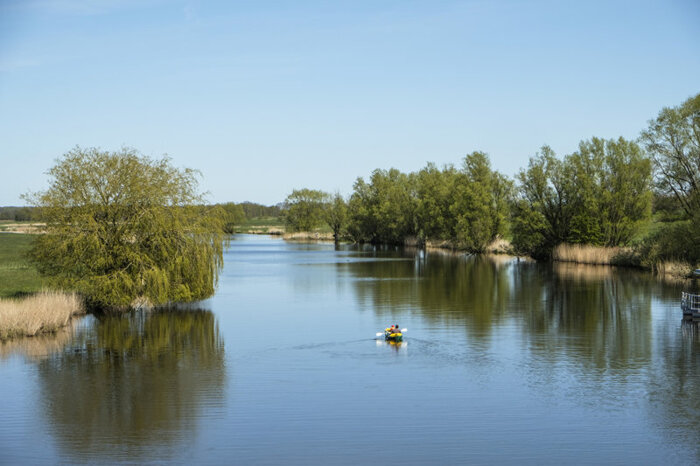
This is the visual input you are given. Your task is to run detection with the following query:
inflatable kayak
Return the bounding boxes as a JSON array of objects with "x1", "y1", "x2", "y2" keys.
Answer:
[{"x1": 384, "y1": 328, "x2": 403, "y2": 342}]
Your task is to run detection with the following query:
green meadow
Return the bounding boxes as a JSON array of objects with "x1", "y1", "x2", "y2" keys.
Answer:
[{"x1": 0, "y1": 234, "x2": 45, "y2": 298}]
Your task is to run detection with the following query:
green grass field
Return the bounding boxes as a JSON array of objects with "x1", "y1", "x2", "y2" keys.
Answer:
[
  {"x1": 233, "y1": 216, "x2": 286, "y2": 233},
  {"x1": 0, "y1": 234, "x2": 45, "y2": 298},
  {"x1": 233, "y1": 216, "x2": 335, "y2": 235}
]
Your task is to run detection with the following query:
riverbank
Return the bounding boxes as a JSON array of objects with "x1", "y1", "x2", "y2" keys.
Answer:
[
  {"x1": 278, "y1": 232, "x2": 695, "y2": 280},
  {"x1": 0, "y1": 234, "x2": 84, "y2": 340},
  {"x1": 551, "y1": 243, "x2": 697, "y2": 279},
  {"x1": 0, "y1": 291, "x2": 84, "y2": 340},
  {"x1": 418, "y1": 236, "x2": 697, "y2": 280}
]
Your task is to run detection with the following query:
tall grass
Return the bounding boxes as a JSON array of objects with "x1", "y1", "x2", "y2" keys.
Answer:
[
  {"x1": 654, "y1": 260, "x2": 695, "y2": 279},
  {"x1": 282, "y1": 231, "x2": 334, "y2": 241},
  {"x1": 552, "y1": 243, "x2": 696, "y2": 278},
  {"x1": 0, "y1": 291, "x2": 84, "y2": 340},
  {"x1": 552, "y1": 243, "x2": 638, "y2": 266}
]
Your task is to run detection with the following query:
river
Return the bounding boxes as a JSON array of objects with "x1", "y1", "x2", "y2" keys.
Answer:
[{"x1": 1, "y1": 234, "x2": 698, "y2": 465}]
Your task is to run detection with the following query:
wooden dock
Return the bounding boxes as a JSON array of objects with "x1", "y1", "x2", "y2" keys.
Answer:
[{"x1": 681, "y1": 292, "x2": 700, "y2": 319}]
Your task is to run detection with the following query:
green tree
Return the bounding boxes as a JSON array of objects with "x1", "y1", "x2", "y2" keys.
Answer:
[
  {"x1": 512, "y1": 146, "x2": 573, "y2": 258},
  {"x1": 324, "y1": 192, "x2": 348, "y2": 242},
  {"x1": 25, "y1": 147, "x2": 226, "y2": 310},
  {"x1": 239, "y1": 202, "x2": 281, "y2": 218},
  {"x1": 566, "y1": 140, "x2": 605, "y2": 245},
  {"x1": 640, "y1": 93, "x2": 700, "y2": 217},
  {"x1": 512, "y1": 139, "x2": 652, "y2": 257},
  {"x1": 597, "y1": 137, "x2": 652, "y2": 245},
  {"x1": 450, "y1": 152, "x2": 513, "y2": 252},
  {"x1": 218, "y1": 202, "x2": 246, "y2": 234},
  {"x1": 283, "y1": 188, "x2": 328, "y2": 232},
  {"x1": 414, "y1": 163, "x2": 458, "y2": 242},
  {"x1": 566, "y1": 137, "x2": 651, "y2": 246},
  {"x1": 491, "y1": 171, "x2": 514, "y2": 240},
  {"x1": 347, "y1": 169, "x2": 416, "y2": 244}
]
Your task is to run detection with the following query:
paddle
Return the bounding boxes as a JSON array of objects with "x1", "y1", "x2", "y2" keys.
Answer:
[{"x1": 375, "y1": 328, "x2": 407, "y2": 337}]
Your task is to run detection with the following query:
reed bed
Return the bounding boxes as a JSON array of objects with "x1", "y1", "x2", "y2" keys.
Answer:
[
  {"x1": 0, "y1": 291, "x2": 84, "y2": 340},
  {"x1": 654, "y1": 260, "x2": 695, "y2": 279},
  {"x1": 282, "y1": 231, "x2": 334, "y2": 241},
  {"x1": 552, "y1": 243, "x2": 637, "y2": 266},
  {"x1": 486, "y1": 238, "x2": 512, "y2": 255}
]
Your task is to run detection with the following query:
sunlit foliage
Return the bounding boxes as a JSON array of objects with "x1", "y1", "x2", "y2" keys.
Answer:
[
  {"x1": 641, "y1": 93, "x2": 700, "y2": 217},
  {"x1": 283, "y1": 188, "x2": 328, "y2": 232},
  {"x1": 25, "y1": 147, "x2": 226, "y2": 310},
  {"x1": 512, "y1": 138, "x2": 652, "y2": 258},
  {"x1": 325, "y1": 192, "x2": 348, "y2": 242}
]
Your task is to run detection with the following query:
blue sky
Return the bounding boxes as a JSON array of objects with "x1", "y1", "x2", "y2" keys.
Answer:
[{"x1": 1, "y1": 0, "x2": 698, "y2": 206}]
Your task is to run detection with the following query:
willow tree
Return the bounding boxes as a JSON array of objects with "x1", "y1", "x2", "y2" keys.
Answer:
[{"x1": 25, "y1": 147, "x2": 226, "y2": 310}]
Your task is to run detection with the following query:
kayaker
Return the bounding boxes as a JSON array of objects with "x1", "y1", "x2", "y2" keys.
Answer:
[{"x1": 394, "y1": 324, "x2": 400, "y2": 334}]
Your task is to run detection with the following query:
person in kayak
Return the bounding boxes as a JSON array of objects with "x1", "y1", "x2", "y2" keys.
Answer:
[{"x1": 394, "y1": 324, "x2": 401, "y2": 334}]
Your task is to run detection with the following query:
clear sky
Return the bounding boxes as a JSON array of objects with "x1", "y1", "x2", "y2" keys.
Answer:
[{"x1": 1, "y1": 0, "x2": 698, "y2": 206}]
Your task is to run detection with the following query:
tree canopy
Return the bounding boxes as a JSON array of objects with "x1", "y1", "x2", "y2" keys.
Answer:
[
  {"x1": 512, "y1": 138, "x2": 652, "y2": 258},
  {"x1": 638, "y1": 93, "x2": 700, "y2": 266},
  {"x1": 641, "y1": 93, "x2": 700, "y2": 217},
  {"x1": 282, "y1": 188, "x2": 328, "y2": 232},
  {"x1": 324, "y1": 192, "x2": 348, "y2": 242},
  {"x1": 25, "y1": 147, "x2": 226, "y2": 310}
]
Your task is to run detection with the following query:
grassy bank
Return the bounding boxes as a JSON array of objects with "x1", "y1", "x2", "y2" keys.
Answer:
[
  {"x1": 232, "y1": 217, "x2": 285, "y2": 234},
  {"x1": 0, "y1": 291, "x2": 84, "y2": 340},
  {"x1": 0, "y1": 233, "x2": 45, "y2": 298},
  {"x1": 0, "y1": 234, "x2": 85, "y2": 340}
]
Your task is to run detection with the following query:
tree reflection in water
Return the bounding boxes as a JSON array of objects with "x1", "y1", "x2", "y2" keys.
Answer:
[
  {"x1": 344, "y1": 246, "x2": 699, "y2": 458},
  {"x1": 36, "y1": 308, "x2": 225, "y2": 461},
  {"x1": 345, "y1": 250, "x2": 658, "y2": 368},
  {"x1": 648, "y1": 319, "x2": 700, "y2": 458}
]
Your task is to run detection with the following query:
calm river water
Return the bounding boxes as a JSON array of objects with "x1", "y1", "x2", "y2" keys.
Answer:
[{"x1": 1, "y1": 235, "x2": 699, "y2": 465}]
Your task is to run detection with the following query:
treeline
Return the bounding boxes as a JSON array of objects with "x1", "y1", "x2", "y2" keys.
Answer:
[
  {"x1": 0, "y1": 202, "x2": 280, "y2": 232},
  {"x1": 512, "y1": 138, "x2": 651, "y2": 258},
  {"x1": 213, "y1": 202, "x2": 281, "y2": 234},
  {"x1": 0, "y1": 206, "x2": 39, "y2": 221},
  {"x1": 281, "y1": 93, "x2": 700, "y2": 267}
]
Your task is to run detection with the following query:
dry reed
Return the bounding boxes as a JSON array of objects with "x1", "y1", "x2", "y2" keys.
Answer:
[
  {"x1": 0, "y1": 291, "x2": 84, "y2": 340},
  {"x1": 486, "y1": 238, "x2": 512, "y2": 255},
  {"x1": 282, "y1": 231, "x2": 334, "y2": 241},
  {"x1": 655, "y1": 260, "x2": 694, "y2": 279},
  {"x1": 552, "y1": 243, "x2": 636, "y2": 266}
]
